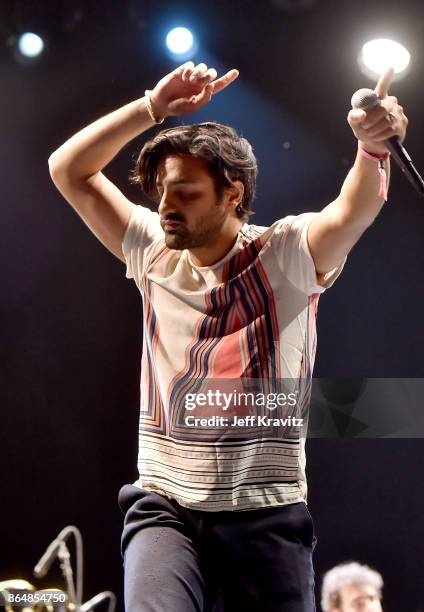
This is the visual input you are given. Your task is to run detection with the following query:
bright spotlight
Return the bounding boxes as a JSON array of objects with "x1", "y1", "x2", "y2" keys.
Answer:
[
  {"x1": 165, "y1": 27, "x2": 196, "y2": 59},
  {"x1": 359, "y1": 38, "x2": 410, "y2": 80},
  {"x1": 17, "y1": 32, "x2": 45, "y2": 58}
]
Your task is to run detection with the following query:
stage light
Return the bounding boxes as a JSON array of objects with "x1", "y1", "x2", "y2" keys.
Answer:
[
  {"x1": 17, "y1": 32, "x2": 45, "y2": 58},
  {"x1": 165, "y1": 27, "x2": 196, "y2": 59},
  {"x1": 359, "y1": 38, "x2": 410, "y2": 80}
]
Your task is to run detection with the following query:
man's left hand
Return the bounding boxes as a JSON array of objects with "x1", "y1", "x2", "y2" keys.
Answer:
[{"x1": 347, "y1": 67, "x2": 408, "y2": 155}]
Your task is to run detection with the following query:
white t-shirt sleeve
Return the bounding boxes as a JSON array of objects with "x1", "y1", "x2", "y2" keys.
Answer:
[
  {"x1": 271, "y1": 212, "x2": 346, "y2": 295},
  {"x1": 122, "y1": 203, "x2": 163, "y2": 283}
]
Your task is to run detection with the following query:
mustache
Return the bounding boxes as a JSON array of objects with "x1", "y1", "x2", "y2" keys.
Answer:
[{"x1": 161, "y1": 214, "x2": 185, "y2": 224}]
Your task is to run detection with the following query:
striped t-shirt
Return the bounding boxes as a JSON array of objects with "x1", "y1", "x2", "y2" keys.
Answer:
[{"x1": 122, "y1": 203, "x2": 344, "y2": 511}]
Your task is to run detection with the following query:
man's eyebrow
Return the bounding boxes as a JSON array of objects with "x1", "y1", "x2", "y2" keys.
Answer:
[{"x1": 155, "y1": 179, "x2": 199, "y2": 187}]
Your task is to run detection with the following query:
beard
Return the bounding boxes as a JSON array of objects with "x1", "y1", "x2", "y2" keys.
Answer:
[{"x1": 162, "y1": 201, "x2": 228, "y2": 250}]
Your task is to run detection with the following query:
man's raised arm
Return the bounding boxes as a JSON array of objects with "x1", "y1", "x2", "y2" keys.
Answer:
[
  {"x1": 307, "y1": 68, "x2": 409, "y2": 281},
  {"x1": 48, "y1": 62, "x2": 239, "y2": 262}
]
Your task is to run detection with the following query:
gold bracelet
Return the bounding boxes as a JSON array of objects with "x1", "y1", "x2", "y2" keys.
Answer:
[{"x1": 144, "y1": 90, "x2": 165, "y2": 124}]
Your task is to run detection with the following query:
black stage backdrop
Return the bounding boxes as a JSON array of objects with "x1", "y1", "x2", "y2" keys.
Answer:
[{"x1": 1, "y1": 1, "x2": 423, "y2": 610}]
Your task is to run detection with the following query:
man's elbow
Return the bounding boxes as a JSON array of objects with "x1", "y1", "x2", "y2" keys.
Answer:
[
  {"x1": 48, "y1": 151, "x2": 66, "y2": 185},
  {"x1": 48, "y1": 151, "x2": 97, "y2": 189}
]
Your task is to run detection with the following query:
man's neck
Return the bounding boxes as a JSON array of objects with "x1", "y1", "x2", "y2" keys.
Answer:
[{"x1": 188, "y1": 220, "x2": 244, "y2": 267}]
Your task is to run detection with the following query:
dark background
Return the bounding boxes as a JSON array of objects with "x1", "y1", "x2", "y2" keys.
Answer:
[{"x1": 1, "y1": 0, "x2": 423, "y2": 610}]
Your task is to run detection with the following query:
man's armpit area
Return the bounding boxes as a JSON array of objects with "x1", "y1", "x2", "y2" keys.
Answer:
[
  {"x1": 315, "y1": 258, "x2": 347, "y2": 289},
  {"x1": 303, "y1": 214, "x2": 347, "y2": 291}
]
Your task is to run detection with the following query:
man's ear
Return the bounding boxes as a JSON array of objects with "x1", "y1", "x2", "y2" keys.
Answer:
[{"x1": 225, "y1": 179, "x2": 245, "y2": 210}]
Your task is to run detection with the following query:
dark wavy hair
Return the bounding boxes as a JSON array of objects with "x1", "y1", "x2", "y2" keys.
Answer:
[{"x1": 131, "y1": 122, "x2": 258, "y2": 220}]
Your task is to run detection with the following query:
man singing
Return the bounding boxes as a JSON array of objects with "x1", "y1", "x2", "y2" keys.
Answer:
[{"x1": 49, "y1": 62, "x2": 407, "y2": 611}]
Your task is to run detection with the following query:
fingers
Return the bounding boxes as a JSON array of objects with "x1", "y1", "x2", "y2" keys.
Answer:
[
  {"x1": 180, "y1": 63, "x2": 238, "y2": 92},
  {"x1": 349, "y1": 109, "x2": 367, "y2": 123},
  {"x1": 348, "y1": 69, "x2": 408, "y2": 150},
  {"x1": 182, "y1": 62, "x2": 208, "y2": 82},
  {"x1": 191, "y1": 83, "x2": 214, "y2": 107},
  {"x1": 174, "y1": 61, "x2": 194, "y2": 76},
  {"x1": 186, "y1": 63, "x2": 218, "y2": 85},
  {"x1": 367, "y1": 125, "x2": 397, "y2": 143},
  {"x1": 374, "y1": 66, "x2": 394, "y2": 99},
  {"x1": 190, "y1": 66, "x2": 218, "y2": 86},
  {"x1": 189, "y1": 63, "x2": 208, "y2": 82},
  {"x1": 166, "y1": 63, "x2": 239, "y2": 116},
  {"x1": 348, "y1": 99, "x2": 408, "y2": 148},
  {"x1": 349, "y1": 95, "x2": 397, "y2": 130},
  {"x1": 348, "y1": 108, "x2": 393, "y2": 141},
  {"x1": 209, "y1": 69, "x2": 239, "y2": 94},
  {"x1": 184, "y1": 67, "x2": 236, "y2": 111},
  {"x1": 360, "y1": 115, "x2": 395, "y2": 140},
  {"x1": 360, "y1": 103, "x2": 390, "y2": 129}
]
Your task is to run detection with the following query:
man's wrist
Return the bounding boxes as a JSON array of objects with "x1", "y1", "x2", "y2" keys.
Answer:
[
  {"x1": 144, "y1": 90, "x2": 167, "y2": 124},
  {"x1": 357, "y1": 143, "x2": 391, "y2": 202},
  {"x1": 358, "y1": 140, "x2": 389, "y2": 156}
]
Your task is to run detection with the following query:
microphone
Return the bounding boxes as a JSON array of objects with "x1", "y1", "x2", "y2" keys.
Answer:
[{"x1": 351, "y1": 88, "x2": 424, "y2": 197}]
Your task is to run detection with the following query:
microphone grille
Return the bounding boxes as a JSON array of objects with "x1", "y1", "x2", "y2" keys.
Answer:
[{"x1": 351, "y1": 88, "x2": 379, "y2": 110}]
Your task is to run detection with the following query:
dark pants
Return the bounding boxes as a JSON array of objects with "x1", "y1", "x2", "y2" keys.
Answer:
[{"x1": 118, "y1": 484, "x2": 316, "y2": 612}]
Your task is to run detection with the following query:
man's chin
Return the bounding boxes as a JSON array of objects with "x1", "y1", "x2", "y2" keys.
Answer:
[{"x1": 164, "y1": 233, "x2": 189, "y2": 250}]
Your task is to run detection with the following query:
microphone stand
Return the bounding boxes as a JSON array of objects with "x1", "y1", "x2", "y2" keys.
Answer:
[
  {"x1": 57, "y1": 541, "x2": 78, "y2": 610},
  {"x1": 33, "y1": 525, "x2": 83, "y2": 610},
  {"x1": 34, "y1": 526, "x2": 116, "y2": 611},
  {"x1": 80, "y1": 591, "x2": 116, "y2": 612}
]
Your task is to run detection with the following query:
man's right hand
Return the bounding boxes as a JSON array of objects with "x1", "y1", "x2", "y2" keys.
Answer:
[
  {"x1": 49, "y1": 61, "x2": 238, "y2": 266},
  {"x1": 150, "y1": 62, "x2": 239, "y2": 121}
]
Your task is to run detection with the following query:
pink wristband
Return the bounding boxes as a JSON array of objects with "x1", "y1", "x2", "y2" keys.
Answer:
[{"x1": 358, "y1": 146, "x2": 391, "y2": 202}]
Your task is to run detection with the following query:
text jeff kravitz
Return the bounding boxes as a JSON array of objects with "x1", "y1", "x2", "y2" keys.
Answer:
[{"x1": 184, "y1": 415, "x2": 304, "y2": 427}]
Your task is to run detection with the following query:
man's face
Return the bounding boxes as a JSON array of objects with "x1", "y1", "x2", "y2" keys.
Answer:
[
  {"x1": 336, "y1": 583, "x2": 382, "y2": 611},
  {"x1": 155, "y1": 154, "x2": 231, "y2": 250}
]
